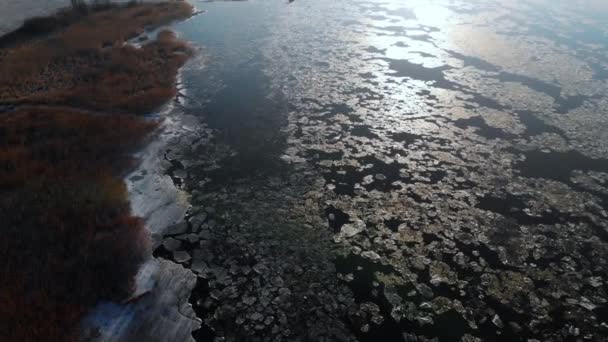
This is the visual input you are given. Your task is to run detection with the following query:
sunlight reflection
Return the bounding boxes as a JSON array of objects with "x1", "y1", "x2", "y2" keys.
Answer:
[{"x1": 413, "y1": 3, "x2": 451, "y2": 30}]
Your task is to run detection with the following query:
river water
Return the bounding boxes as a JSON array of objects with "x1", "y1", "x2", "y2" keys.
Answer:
[{"x1": 155, "y1": 0, "x2": 608, "y2": 340}]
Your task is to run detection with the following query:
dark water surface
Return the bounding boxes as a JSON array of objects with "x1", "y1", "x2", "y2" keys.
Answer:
[{"x1": 156, "y1": 0, "x2": 608, "y2": 340}]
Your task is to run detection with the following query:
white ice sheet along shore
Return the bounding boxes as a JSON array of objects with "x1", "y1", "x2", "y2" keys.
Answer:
[
  {"x1": 82, "y1": 103, "x2": 201, "y2": 342},
  {"x1": 127, "y1": 113, "x2": 191, "y2": 236}
]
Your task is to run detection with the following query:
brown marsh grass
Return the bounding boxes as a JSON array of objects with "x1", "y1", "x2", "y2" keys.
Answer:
[
  {"x1": 0, "y1": 108, "x2": 158, "y2": 341},
  {"x1": 0, "y1": 1, "x2": 193, "y2": 340},
  {"x1": 0, "y1": 1, "x2": 193, "y2": 114}
]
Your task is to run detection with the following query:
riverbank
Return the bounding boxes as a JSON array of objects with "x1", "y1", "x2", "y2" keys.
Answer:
[{"x1": 0, "y1": 1, "x2": 195, "y2": 341}]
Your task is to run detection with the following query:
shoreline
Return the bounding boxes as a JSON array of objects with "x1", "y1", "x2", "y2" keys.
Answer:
[
  {"x1": 83, "y1": 100, "x2": 202, "y2": 342},
  {"x1": 0, "y1": 2, "x2": 202, "y2": 341},
  {"x1": 0, "y1": 0, "x2": 168, "y2": 39}
]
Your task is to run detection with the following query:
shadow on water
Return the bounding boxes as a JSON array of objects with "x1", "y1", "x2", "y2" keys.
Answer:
[
  {"x1": 516, "y1": 110, "x2": 564, "y2": 137},
  {"x1": 448, "y1": 49, "x2": 589, "y2": 114},
  {"x1": 514, "y1": 150, "x2": 608, "y2": 240},
  {"x1": 454, "y1": 116, "x2": 516, "y2": 140},
  {"x1": 335, "y1": 253, "x2": 474, "y2": 342},
  {"x1": 325, "y1": 205, "x2": 350, "y2": 233},
  {"x1": 476, "y1": 192, "x2": 607, "y2": 241},
  {"x1": 201, "y1": 61, "x2": 290, "y2": 183},
  {"x1": 383, "y1": 57, "x2": 460, "y2": 91},
  {"x1": 517, "y1": 149, "x2": 608, "y2": 184}
]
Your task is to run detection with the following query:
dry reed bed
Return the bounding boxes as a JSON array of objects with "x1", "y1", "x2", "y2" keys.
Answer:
[
  {"x1": 0, "y1": 1, "x2": 193, "y2": 113},
  {"x1": 0, "y1": 1, "x2": 193, "y2": 341}
]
